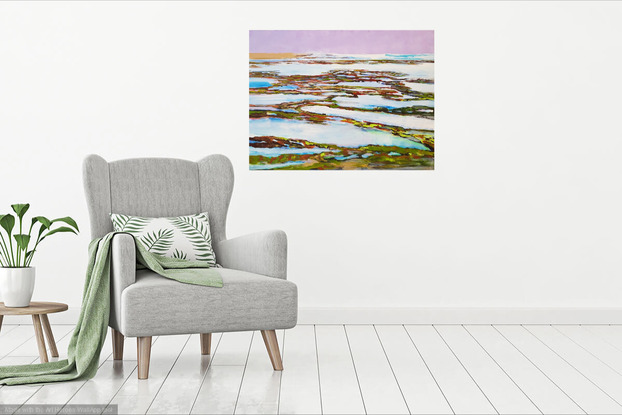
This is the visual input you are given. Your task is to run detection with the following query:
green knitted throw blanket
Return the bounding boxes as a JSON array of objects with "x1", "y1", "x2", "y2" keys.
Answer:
[{"x1": 0, "y1": 232, "x2": 222, "y2": 385}]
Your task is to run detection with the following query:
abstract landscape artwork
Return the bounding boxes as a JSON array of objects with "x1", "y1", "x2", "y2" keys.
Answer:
[{"x1": 249, "y1": 30, "x2": 434, "y2": 170}]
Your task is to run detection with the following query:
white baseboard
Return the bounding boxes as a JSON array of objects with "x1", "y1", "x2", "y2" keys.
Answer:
[{"x1": 3, "y1": 306, "x2": 622, "y2": 326}]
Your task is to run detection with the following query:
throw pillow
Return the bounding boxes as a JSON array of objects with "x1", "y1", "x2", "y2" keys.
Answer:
[{"x1": 110, "y1": 212, "x2": 216, "y2": 267}]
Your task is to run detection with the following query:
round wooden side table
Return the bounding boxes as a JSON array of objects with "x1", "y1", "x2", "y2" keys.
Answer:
[{"x1": 0, "y1": 302, "x2": 68, "y2": 363}]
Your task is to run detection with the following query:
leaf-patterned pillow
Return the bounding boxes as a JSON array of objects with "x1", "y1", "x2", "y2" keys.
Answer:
[{"x1": 110, "y1": 212, "x2": 216, "y2": 267}]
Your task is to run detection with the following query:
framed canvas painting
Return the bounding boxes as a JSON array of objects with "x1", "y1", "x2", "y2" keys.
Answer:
[{"x1": 249, "y1": 30, "x2": 434, "y2": 170}]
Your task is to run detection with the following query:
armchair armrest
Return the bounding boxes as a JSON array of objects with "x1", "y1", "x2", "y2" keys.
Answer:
[
  {"x1": 109, "y1": 233, "x2": 136, "y2": 331},
  {"x1": 214, "y1": 230, "x2": 287, "y2": 279}
]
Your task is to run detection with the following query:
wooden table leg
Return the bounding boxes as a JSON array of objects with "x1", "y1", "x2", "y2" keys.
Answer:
[
  {"x1": 0, "y1": 315, "x2": 3, "y2": 334},
  {"x1": 32, "y1": 314, "x2": 48, "y2": 363},
  {"x1": 40, "y1": 314, "x2": 59, "y2": 358}
]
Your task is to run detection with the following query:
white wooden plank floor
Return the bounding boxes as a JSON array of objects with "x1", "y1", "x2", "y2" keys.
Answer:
[{"x1": 2, "y1": 325, "x2": 622, "y2": 414}]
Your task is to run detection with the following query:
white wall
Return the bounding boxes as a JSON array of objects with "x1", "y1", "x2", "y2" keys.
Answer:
[{"x1": 1, "y1": 1, "x2": 621, "y2": 323}]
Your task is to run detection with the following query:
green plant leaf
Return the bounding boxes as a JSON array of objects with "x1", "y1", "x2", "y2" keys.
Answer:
[
  {"x1": 32, "y1": 216, "x2": 51, "y2": 230},
  {"x1": 11, "y1": 204, "x2": 29, "y2": 220},
  {"x1": 41, "y1": 226, "x2": 78, "y2": 240},
  {"x1": 13, "y1": 234, "x2": 30, "y2": 251},
  {"x1": 139, "y1": 229, "x2": 174, "y2": 256},
  {"x1": 111, "y1": 214, "x2": 150, "y2": 233},
  {"x1": 172, "y1": 249, "x2": 188, "y2": 260},
  {"x1": 0, "y1": 214, "x2": 15, "y2": 236},
  {"x1": 34, "y1": 220, "x2": 49, "y2": 244},
  {"x1": 51, "y1": 216, "x2": 79, "y2": 232},
  {"x1": 0, "y1": 231, "x2": 13, "y2": 267},
  {"x1": 170, "y1": 214, "x2": 215, "y2": 263}
]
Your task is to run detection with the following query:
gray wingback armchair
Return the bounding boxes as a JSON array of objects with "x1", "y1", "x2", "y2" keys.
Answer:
[{"x1": 82, "y1": 154, "x2": 297, "y2": 379}]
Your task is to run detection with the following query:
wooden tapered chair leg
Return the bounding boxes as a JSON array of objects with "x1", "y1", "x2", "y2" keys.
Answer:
[
  {"x1": 137, "y1": 336, "x2": 152, "y2": 379},
  {"x1": 261, "y1": 330, "x2": 283, "y2": 371},
  {"x1": 112, "y1": 328, "x2": 124, "y2": 360},
  {"x1": 200, "y1": 333, "x2": 212, "y2": 355}
]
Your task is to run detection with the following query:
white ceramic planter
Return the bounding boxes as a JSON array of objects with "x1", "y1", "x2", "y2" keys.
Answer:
[{"x1": 0, "y1": 267, "x2": 35, "y2": 307}]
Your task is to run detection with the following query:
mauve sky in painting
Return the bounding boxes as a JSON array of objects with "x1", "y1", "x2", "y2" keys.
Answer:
[{"x1": 249, "y1": 30, "x2": 434, "y2": 54}]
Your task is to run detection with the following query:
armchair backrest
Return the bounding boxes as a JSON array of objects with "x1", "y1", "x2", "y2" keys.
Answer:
[{"x1": 83, "y1": 154, "x2": 234, "y2": 242}]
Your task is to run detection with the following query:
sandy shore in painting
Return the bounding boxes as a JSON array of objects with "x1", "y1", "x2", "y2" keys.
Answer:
[{"x1": 249, "y1": 53, "x2": 434, "y2": 170}]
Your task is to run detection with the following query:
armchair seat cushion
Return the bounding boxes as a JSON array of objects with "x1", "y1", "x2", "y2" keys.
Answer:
[{"x1": 119, "y1": 268, "x2": 297, "y2": 337}]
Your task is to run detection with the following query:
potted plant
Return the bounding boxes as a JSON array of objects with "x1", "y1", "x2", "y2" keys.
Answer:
[{"x1": 0, "y1": 203, "x2": 79, "y2": 307}]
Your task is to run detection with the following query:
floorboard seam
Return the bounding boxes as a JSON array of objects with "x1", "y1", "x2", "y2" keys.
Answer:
[
  {"x1": 343, "y1": 325, "x2": 367, "y2": 415},
  {"x1": 189, "y1": 333, "x2": 223, "y2": 415},
  {"x1": 522, "y1": 325, "x2": 622, "y2": 409},
  {"x1": 492, "y1": 325, "x2": 587, "y2": 415},
  {"x1": 313, "y1": 325, "x2": 324, "y2": 415},
  {"x1": 403, "y1": 325, "x2": 455, "y2": 415},
  {"x1": 434, "y1": 324, "x2": 499, "y2": 415},
  {"x1": 104, "y1": 336, "x2": 161, "y2": 412},
  {"x1": 463, "y1": 325, "x2": 543, "y2": 415},
  {"x1": 553, "y1": 325, "x2": 622, "y2": 377},
  {"x1": 582, "y1": 324, "x2": 622, "y2": 354},
  {"x1": 232, "y1": 331, "x2": 255, "y2": 415},
  {"x1": 56, "y1": 351, "x2": 114, "y2": 413},
  {"x1": 14, "y1": 329, "x2": 77, "y2": 412},
  {"x1": 373, "y1": 325, "x2": 411, "y2": 415},
  {"x1": 145, "y1": 334, "x2": 191, "y2": 414},
  {"x1": 276, "y1": 331, "x2": 285, "y2": 415}
]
